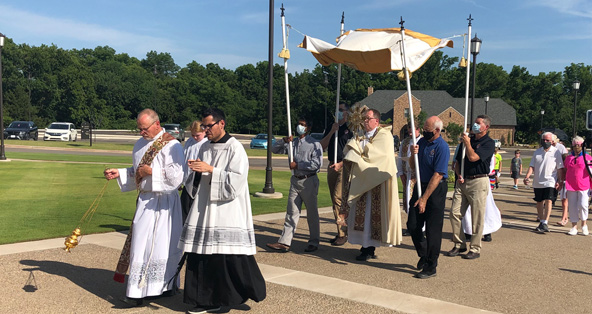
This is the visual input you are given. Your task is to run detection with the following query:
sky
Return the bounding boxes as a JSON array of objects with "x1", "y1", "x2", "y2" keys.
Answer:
[{"x1": 0, "y1": 0, "x2": 591, "y2": 75}]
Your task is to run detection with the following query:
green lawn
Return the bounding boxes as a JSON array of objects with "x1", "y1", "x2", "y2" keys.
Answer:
[
  {"x1": 0, "y1": 159, "x2": 332, "y2": 244},
  {"x1": 1, "y1": 148, "x2": 471, "y2": 245}
]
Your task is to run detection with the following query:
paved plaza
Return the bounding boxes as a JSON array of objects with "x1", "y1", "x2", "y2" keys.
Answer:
[{"x1": 2, "y1": 175, "x2": 591, "y2": 314}]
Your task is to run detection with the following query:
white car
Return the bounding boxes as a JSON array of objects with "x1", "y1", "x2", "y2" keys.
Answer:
[{"x1": 44, "y1": 122, "x2": 78, "y2": 141}]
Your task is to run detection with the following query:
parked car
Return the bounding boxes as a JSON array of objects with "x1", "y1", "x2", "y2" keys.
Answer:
[
  {"x1": 3, "y1": 121, "x2": 38, "y2": 140},
  {"x1": 250, "y1": 133, "x2": 276, "y2": 149},
  {"x1": 493, "y1": 139, "x2": 501, "y2": 149},
  {"x1": 44, "y1": 122, "x2": 77, "y2": 141},
  {"x1": 162, "y1": 123, "x2": 185, "y2": 142}
]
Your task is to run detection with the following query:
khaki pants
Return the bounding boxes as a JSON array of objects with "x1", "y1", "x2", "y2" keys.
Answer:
[
  {"x1": 449, "y1": 176, "x2": 489, "y2": 253},
  {"x1": 327, "y1": 165, "x2": 347, "y2": 238}
]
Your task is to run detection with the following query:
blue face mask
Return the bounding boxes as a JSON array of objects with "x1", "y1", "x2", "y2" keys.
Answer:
[
  {"x1": 337, "y1": 111, "x2": 344, "y2": 121},
  {"x1": 296, "y1": 125, "x2": 306, "y2": 135},
  {"x1": 472, "y1": 123, "x2": 481, "y2": 133}
]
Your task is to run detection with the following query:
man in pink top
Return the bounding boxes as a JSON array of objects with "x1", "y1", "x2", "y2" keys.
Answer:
[{"x1": 563, "y1": 136, "x2": 592, "y2": 236}]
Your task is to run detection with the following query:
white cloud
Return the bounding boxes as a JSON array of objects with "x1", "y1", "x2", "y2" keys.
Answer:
[
  {"x1": 533, "y1": 0, "x2": 592, "y2": 18},
  {"x1": 0, "y1": 5, "x2": 177, "y2": 58}
]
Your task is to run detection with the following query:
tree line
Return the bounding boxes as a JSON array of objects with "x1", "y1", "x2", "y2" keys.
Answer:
[{"x1": 1, "y1": 37, "x2": 590, "y2": 143}]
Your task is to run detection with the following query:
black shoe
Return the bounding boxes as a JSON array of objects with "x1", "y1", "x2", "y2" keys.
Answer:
[
  {"x1": 416, "y1": 257, "x2": 427, "y2": 270},
  {"x1": 446, "y1": 246, "x2": 467, "y2": 257},
  {"x1": 329, "y1": 236, "x2": 338, "y2": 244},
  {"x1": 331, "y1": 236, "x2": 347, "y2": 246},
  {"x1": 356, "y1": 247, "x2": 377, "y2": 261},
  {"x1": 188, "y1": 305, "x2": 222, "y2": 314},
  {"x1": 482, "y1": 234, "x2": 492, "y2": 242},
  {"x1": 414, "y1": 268, "x2": 437, "y2": 279},
  {"x1": 304, "y1": 244, "x2": 318, "y2": 252},
  {"x1": 356, "y1": 252, "x2": 377, "y2": 261},
  {"x1": 535, "y1": 222, "x2": 549, "y2": 233},
  {"x1": 462, "y1": 251, "x2": 480, "y2": 260},
  {"x1": 119, "y1": 296, "x2": 143, "y2": 307}
]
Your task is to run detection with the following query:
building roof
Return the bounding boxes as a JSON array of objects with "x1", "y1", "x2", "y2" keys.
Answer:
[{"x1": 358, "y1": 90, "x2": 517, "y2": 126}]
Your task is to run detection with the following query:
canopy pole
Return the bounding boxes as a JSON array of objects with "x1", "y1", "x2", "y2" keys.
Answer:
[
  {"x1": 333, "y1": 12, "x2": 345, "y2": 164},
  {"x1": 399, "y1": 17, "x2": 422, "y2": 197},
  {"x1": 280, "y1": 4, "x2": 294, "y2": 165},
  {"x1": 460, "y1": 15, "x2": 473, "y2": 179}
]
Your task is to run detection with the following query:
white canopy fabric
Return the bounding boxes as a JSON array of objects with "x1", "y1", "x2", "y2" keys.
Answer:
[{"x1": 299, "y1": 28, "x2": 453, "y2": 74}]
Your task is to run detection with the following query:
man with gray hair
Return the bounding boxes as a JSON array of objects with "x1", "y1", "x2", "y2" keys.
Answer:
[
  {"x1": 448, "y1": 115, "x2": 495, "y2": 260},
  {"x1": 524, "y1": 131, "x2": 565, "y2": 233},
  {"x1": 104, "y1": 108, "x2": 184, "y2": 307}
]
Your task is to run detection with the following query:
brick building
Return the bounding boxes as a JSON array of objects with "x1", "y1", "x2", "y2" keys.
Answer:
[{"x1": 358, "y1": 88, "x2": 517, "y2": 145}]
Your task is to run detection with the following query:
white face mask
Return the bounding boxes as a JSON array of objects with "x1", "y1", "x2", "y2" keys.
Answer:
[
  {"x1": 296, "y1": 125, "x2": 307, "y2": 135},
  {"x1": 337, "y1": 111, "x2": 344, "y2": 121}
]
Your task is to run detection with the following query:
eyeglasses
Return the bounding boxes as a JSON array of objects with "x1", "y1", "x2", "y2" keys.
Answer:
[
  {"x1": 137, "y1": 120, "x2": 156, "y2": 132},
  {"x1": 200, "y1": 120, "x2": 220, "y2": 130}
]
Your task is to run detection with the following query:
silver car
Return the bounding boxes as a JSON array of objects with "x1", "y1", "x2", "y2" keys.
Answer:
[{"x1": 162, "y1": 123, "x2": 185, "y2": 142}]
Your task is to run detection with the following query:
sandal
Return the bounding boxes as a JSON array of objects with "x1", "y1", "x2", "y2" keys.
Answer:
[{"x1": 556, "y1": 219, "x2": 568, "y2": 226}]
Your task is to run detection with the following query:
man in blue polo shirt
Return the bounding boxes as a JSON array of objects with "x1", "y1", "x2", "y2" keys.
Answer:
[{"x1": 408, "y1": 116, "x2": 450, "y2": 279}]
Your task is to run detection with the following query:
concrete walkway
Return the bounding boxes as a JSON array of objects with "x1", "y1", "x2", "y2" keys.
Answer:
[{"x1": 2, "y1": 176, "x2": 591, "y2": 313}]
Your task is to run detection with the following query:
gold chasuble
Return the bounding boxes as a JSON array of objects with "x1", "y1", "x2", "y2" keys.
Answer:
[{"x1": 340, "y1": 126, "x2": 402, "y2": 246}]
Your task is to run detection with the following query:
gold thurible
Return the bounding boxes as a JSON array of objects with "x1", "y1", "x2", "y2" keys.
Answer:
[{"x1": 64, "y1": 228, "x2": 82, "y2": 252}]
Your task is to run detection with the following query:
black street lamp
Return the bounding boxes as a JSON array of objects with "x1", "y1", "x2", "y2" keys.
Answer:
[
  {"x1": 573, "y1": 80, "x2": 580, "y2": 138},
  {"x1": 0, "y1": 33, "x2": 6, "y2": 161},
  {"x1": 262, "y1": 0, "x2": 275, "y2": 194},
  {"x1": 470, "y1": 34, "x2": 481, "y2": 125},
  {"x1": 324, "y1": 72, "x2": 328, "y2": 131},
  {"x1": 541, "y1": 109, "x2": 545, "y2": 129},
  {"x1": 484, "y1": 94, "x2": 490, "y2": 115}
]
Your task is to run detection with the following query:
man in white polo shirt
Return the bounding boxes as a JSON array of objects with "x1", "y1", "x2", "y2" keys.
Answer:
[{"x1": 524, "y1": 132, "x2": 565, "y2": 233}]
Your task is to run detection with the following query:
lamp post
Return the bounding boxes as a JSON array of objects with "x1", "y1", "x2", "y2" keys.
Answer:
[
  {"x1": 573, "y1": 80, "x2": 580, "y2": 138},
  {"x1": 324, "y1": 72, "x2": 328, "y2": 131},
  {"x1": 484, "y1": 94, "x2": 490, "y2": 115},
  {"x1": 262, "y1": 0, "x2": 275, "y2": 194},
  {"x1": 0, "y1": 33, "x2": 6, "y2": 161},
  {"x1": 540, "y1": 110, "x2": 545, "y2": 129},
  {"x1": 469, "y1": 34, "x2": 481, "y2": 125}
]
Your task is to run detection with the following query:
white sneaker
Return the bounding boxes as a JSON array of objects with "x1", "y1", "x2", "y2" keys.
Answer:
[
  {"x1": 567, "y1": 227, "x2": 578, "y2": 236},
  {"x1": 582, "y1": 225, "x2": 589, "y2": 236}
]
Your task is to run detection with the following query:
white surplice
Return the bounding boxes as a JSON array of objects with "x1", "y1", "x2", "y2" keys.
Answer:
[
  {"x1": 116, "y1": 129, "x2": 184, "y2": 298},
  {"x1": 179, "y1": 136, "x2": 257, "y2": 255}
]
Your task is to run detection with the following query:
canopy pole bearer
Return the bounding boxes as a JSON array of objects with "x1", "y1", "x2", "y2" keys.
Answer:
[
  {"x1": 460, "y1": 14, "x2": 473, "y2": 178},
  {"x1": 279, "y1": 4, "x2": 294, "y2": 164},
  {"x1": 399, "y1": 16, "x2": 422, "y2": 197},
  {"x1": 333, "y1": 12, "x2": 345, "y2": 163}
]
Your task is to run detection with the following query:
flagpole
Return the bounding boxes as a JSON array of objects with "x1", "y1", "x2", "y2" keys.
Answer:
[
  {"x1": 333, "y1": 12, "x2": 344, "y2": 164},
  {"x1": 399, "y1": 17, "x2": 422, "y2": 197},
  {"x1": 460, "y1": 15, "x2": 473, "y2": 179},
  {"x1": 280, "y1": 4, "x2": 294, "y2": 165}
]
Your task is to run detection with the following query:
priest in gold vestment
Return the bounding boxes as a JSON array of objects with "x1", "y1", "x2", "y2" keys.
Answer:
[{"x1": 337, "y1": 108, "x2": 402, "y2": 261}]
